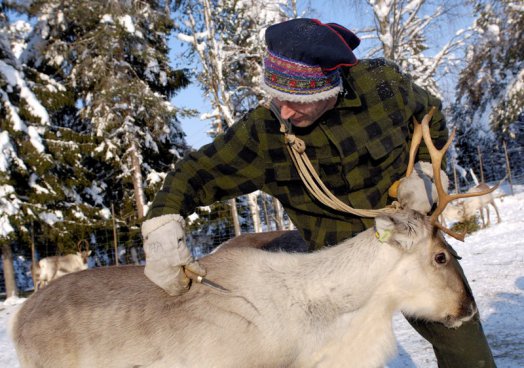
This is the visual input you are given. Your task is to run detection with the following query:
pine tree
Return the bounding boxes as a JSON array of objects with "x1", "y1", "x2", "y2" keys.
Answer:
[
  {"x1": 1, "y1": 3, "x2": 54, "y2": 295},
  {"x1": 451, "y1": 0, "x2": 523, "y2": 181}
]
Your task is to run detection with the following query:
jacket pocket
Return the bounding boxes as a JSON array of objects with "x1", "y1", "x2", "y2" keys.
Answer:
[
  {"x1": 346, "y1": 126, "x2": 407, "y2": 191},
  {"x1": 270, "y1": 160, "x2": 322, "y2": 209},
  {"x1": 365, "y1": 126, "x2": 406, "y2": 162},
  {"x1": 271, "y1": 155, "x2": 350, "y2": 212}
]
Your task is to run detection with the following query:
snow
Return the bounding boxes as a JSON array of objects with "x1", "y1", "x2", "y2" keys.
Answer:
[
  {"x1": 100, "y1": 14, "x2": 114, "y2": 24},
  {"x1": 38, "y1": 210, "x2": 64, "y2": 226},
  {"x1": 0, "y1": 185, "x2": 21, "y2": 237},
  {"x1": 0, "y1": 60, "x2": 50, "y2": 128},
  {"x1": 1, "y1": 187, "x2": 523, "y2": 367}
]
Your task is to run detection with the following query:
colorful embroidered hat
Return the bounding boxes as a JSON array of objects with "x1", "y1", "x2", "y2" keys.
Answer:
[{"x1": 262, "y1": 18, "x2": 360, "y2": 103}]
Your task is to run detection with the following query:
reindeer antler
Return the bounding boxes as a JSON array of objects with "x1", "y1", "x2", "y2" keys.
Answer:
[
  {"x1": 388, "y1": 108, "x2": 433, "y2": 198},
  {"x1": 419, "y1": 116, "x2": 500, "y2": 241},
  {"x1": 405, "y1": 109, "x2": 432, "y2": 177},
  {"x1": 77, "y1": 239, "x2": 90, "y2": 253}
]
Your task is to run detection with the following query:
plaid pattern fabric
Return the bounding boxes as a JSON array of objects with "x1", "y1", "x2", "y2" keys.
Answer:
[{"x1": 147, "y1": 58, "x2": 448, "y2": 251}]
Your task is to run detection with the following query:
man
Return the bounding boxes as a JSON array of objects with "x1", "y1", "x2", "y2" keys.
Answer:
[{"x1": 142, "y1": 18, "x2": 495, "y2": 367}]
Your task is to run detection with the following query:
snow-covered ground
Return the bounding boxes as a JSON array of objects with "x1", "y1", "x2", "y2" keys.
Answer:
[{"x1": 1, "y1": 187, "x2": 523, "y2": 367}]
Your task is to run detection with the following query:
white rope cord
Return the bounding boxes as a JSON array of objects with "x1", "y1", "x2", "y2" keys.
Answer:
[
  {"x1": 270, "y1": 102, "x2": 396, "y2": 218},
  {"x1": 283, "y1": 129, "x2": 396, "y2": 217}
]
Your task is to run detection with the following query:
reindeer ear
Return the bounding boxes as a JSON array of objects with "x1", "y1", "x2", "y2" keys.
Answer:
[
  {"x1": 374, "y1": 216, "x2": 395, "y2": 243},
  {"x1": 374, "y1": 211, "x2": 426, "y2": 252}
]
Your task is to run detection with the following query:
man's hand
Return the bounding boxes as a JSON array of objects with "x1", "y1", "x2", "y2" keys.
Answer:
[{"x1": 141, "y1": 214, "x2": 206, "y2": 296}]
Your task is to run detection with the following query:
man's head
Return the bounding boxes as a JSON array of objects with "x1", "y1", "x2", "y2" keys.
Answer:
[
  {"x1": 261, "y1": 18, "x2": 360, "y2": 112},
  {"x1": 272, "y1": 98, "x2": 337, "y2": 128},
  {"x1": 262, "y1": 18, "x2": 360, "y2": 127}
]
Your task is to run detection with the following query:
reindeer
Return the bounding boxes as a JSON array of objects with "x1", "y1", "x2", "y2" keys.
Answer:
[
  {"x1": 463, "y1": 183, "x2": 502, "y2": 227},
  {"x1": 10, "y1": 112, "x2": 497, "y2": 368},
  {"x1": 440, "y1": 183, "x2": 502, "y2": 228},
  {"x1": 33, "y1": 240, "x2": 91, "y2": 290}
]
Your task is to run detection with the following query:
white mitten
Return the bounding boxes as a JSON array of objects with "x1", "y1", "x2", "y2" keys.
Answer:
[
  {"x1": 142, "y1": 214, "x2": 205, "y2": 296},
  {"x1": 397, "y1": 161, "x2": 449, "y2": 214}
]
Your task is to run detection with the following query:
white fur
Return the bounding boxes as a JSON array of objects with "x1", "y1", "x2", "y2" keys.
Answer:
[
  {"x1": 441, "y1": 184, "x2": 501, "y2": 228},
  {"x1": 462, "y1": 183, "x2": 501, "y2": 227}
]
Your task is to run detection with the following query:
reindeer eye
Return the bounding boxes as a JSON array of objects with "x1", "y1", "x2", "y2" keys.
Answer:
[{"x1": 434, "y1": 252, "x2": 447, "y2": 265}]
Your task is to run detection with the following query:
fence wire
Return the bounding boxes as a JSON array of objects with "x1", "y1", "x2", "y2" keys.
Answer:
[{"x1": 2, "y1": 164, "x2": 524, "y2": 295}]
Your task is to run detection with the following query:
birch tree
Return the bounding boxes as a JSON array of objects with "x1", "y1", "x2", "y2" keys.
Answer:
[
  {"x1": 177, "y1": 0, "x2": 288, "y2": 234},
  {"x1": 351, "y1": 0, "x2": 470, "y2": 97}
]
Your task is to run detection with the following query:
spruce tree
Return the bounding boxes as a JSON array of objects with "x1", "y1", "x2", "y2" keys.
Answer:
[
  {"x1": 451, "y1": 0, "x2": 523, "y2": 181},
  {"x1": 22, "y1": 0, "x2": 191, "y2": 256}
]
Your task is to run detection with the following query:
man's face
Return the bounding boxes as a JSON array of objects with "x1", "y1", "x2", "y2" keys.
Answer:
[{"x1": 274, "y1": 97, "x2": 337, "y2": 128}]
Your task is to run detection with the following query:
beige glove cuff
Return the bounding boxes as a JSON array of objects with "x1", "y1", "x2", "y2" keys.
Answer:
[{"x1": 142, "y1": 214, "x2": 185, "y2": 238}]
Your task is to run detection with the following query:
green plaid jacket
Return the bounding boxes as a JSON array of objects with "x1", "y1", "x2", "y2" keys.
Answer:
[{"x1": 147, "y1": 58, "x2": 448, "y2": 250}]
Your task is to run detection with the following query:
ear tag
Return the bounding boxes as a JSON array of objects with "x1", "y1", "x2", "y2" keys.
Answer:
[{"x1": 375, "y1": 229, "x2": 392, "y2": 243}]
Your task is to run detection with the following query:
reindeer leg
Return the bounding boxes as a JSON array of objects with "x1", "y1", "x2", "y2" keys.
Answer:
[
  {"x1": 478, "y1": 208, "x2": 484, "y2": 228},
  {"x1": 491, "y1": 201, "x2": 501, "y2": 223}
]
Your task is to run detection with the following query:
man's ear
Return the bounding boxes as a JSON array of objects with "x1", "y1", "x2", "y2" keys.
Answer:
[{"x1": 374, "y1": 211, "x2": 427, "y2": 252}]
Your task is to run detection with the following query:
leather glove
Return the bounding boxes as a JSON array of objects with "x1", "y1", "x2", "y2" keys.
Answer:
[{"x1": 141, "y1": 214, "x2": 206, "y2": 296}]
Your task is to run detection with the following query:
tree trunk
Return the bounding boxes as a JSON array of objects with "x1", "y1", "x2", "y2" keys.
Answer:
[
  {"x1": 130, "y1": 141, "x2": 146, "y2": 220},
  {"x1": 247, "y1": 192, "x2": 262, "y2": 233},
  {"x1": 1, "y1": 243, "x2": 18, "y2": 298},
  {"x1": 229, "y1": 198, "x2": 241, "y2": 236},
  {"x1": 262, "y1": 194, "x2": 271, "y2": 231},
  {"x1": 130, "y1": 247, "x2": 140, "y2": 265},
  {"x1": 272, "y1": 197, "x2": 285, "y2": 231}
]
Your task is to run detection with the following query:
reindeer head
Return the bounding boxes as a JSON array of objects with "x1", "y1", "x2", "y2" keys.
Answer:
[
  {"x1": 76, "y1": 239, "x2": 92, "y2": 264},
  {"x1": 374, "y1": 209, "x2": 476, "y2": 328},
  {"x1": 365, "y1": 109, "x2": 501, "y2": 326}
]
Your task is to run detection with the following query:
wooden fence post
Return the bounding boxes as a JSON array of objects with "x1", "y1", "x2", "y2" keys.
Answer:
[
  {"x1": 452, "y1": 156, "x2": 459, "y2": 193},
  {"x1": 503, "y1": 140, "x2": 514, "y2": 195},
  {"x1": 477, "y1": 145, "x2": 485, "y2": 183},
  {"x1": 111, "y1": 204, "x2": 119, "y2": 266}
]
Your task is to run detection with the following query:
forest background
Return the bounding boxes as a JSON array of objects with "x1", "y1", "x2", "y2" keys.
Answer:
[{"x1": 1, "y1": 0, "x2": 523, "y2": 296}]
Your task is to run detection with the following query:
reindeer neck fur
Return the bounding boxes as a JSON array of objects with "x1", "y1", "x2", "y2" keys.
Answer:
[
  {"x1": 273, "y1": 228, "x2": 405, "y2": 314},
  {"x1": 241, "y1": 227, "x2": 416, "y2": 368},
  {"x1": 211, "y1": 228, "x2": 412, "y2": 337}
]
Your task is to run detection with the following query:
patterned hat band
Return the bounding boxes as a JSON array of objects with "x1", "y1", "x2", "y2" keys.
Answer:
[{"x1": 261, "y1": 51, "x2": 342, "y2": 103}]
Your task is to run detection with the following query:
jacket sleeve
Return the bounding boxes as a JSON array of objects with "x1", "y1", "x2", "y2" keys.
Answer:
[{"x1": 146, "y1": 115, "x2": 267, "y2": 219}]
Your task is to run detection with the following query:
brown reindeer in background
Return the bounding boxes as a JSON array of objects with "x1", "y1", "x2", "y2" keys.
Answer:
[{"x1": 32, "y1": 240, "x2": 91, "y2": 290}]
